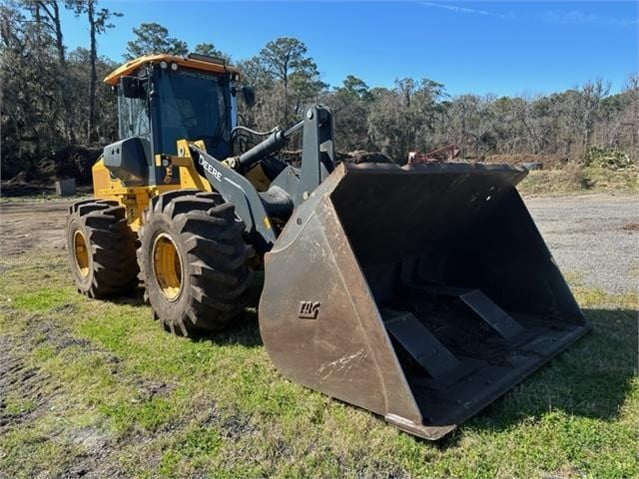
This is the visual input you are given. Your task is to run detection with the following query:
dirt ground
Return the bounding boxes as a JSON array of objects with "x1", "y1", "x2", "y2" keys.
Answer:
[
  {"x1": 0, "y1": 201, "x2": 70, "y2": 256},
  {"x1": 1, "y1": 194, "x2": 636, "y2": 293}
]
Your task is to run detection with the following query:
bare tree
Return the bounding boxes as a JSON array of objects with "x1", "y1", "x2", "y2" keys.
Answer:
[{"x1": 578, "y1": 78, "x2": 611, "y2": 149}]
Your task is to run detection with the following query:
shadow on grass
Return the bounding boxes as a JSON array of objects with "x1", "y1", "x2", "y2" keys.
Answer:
[
  {"x1": 107, "y1": 282, "x2": 265, "y2": 348},
  {"x1": 441, "y1": 307, "x2": 638, "y2": 443},
  {"x1": 195, "y1": 309, "x2": 263, "y2": 348}
]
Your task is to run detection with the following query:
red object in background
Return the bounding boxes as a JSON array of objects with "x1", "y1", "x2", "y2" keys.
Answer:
[{"x1": 408, "y1": 145, "x2": 459, "y2": 164}]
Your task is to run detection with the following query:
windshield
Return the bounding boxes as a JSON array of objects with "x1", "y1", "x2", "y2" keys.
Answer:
[{"x1": 156, "y1": 69, "x2": 231, "y2": 157}]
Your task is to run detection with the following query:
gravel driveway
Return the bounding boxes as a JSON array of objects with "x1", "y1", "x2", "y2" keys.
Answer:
[{"x1": 527, "y1": 193, "x2": 638, "y2": 295}]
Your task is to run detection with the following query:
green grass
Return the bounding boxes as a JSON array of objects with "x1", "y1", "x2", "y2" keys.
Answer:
[
  {"x1": 518, "y1": 166, "x2": 639, "y2": 196},
  {"x1": 0, "y1": 251, "x2": 637, "y2": 478},
  {"x1": 12, "y1": 287, "x2": 74, "y2": 311},
  {"x1": 3, "y1": 394, "x2": 36, "y2": 416}
]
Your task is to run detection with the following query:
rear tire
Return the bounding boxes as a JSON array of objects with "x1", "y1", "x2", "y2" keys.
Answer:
[
  {"x1": 66, "y1": 200, "x2": 139, "y2": 298},
  {"x1": 137, "y1": 190, "x2": 254, "y2": 336}
]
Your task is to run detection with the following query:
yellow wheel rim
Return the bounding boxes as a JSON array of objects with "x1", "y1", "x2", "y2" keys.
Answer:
[
  {"x1": 152, "y1": 233, "x2": 183, "y2": 301},
  {"x1": 73, "y1": 230, "x2": 90, "y2": 278}
]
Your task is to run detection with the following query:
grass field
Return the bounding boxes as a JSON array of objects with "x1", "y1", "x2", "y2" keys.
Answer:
[
  {"x1": 0, "y1": 244, "x2": 637, "y2": 478},
  {"x1": 517, "y1": 166, "x2": 639, "y2": 196}
]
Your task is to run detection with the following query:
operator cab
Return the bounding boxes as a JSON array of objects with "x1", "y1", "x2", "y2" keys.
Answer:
[{"x1": 103, "y1": 53, "x2": 242, "y2": 186}]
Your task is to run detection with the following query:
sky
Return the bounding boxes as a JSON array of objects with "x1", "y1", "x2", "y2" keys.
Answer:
[{"x1": 59, "y1": 1, "x2": 638, "y2": 97}]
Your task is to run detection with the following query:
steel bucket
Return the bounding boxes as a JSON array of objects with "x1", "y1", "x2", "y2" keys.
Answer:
[{"x1": 258, "y1": 162, "x2": 590, "y2": 439}]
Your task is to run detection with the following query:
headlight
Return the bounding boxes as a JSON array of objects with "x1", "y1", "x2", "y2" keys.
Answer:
[
  {"x1": 170, "y1": 62, "x2": 178, "y2": 71},
  {"x1": 159, "y1": 61, "x2": 168, "y2": 69}
]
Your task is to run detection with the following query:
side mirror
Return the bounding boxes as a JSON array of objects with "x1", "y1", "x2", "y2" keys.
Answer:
[
  {"x1": 120, "y1": 76, "x2": 145, "y2": 99},
  {"x1": 241, "y1": 86, "x2": 256, "y2": 108}
]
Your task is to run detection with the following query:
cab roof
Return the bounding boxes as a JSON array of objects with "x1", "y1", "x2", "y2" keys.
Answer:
[{"x1": 103, "y1": 53, "x2": 240, "y2": 86}]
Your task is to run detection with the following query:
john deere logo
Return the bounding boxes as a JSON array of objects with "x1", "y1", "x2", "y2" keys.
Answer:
[{"x1": 298, "y1": 301, "x2": 320, "y2": 319}]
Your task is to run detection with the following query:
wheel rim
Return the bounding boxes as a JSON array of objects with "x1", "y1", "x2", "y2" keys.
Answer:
[
  {"x1": 73, "y1": 230, "x2": 90, "y2": 278},
  {"x1": 152, "y1": 233, "x2": 183, "y2": 301}
]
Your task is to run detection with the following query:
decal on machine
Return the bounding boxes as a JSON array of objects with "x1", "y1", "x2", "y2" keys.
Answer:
[
  {"x1": 298, "y1": 301, "x2": 321, "y2": 319},
  {"x1": 198, "y1": 155, "x2": 223, "y2": 182}
]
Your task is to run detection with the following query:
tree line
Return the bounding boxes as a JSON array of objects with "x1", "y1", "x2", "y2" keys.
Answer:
[{"x1": 2, "y1": 0, "x2": 637, "y2": 179}]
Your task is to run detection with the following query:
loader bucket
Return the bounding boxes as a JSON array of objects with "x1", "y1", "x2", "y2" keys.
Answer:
[{"x1": 258, "y1": 162, "x2": 591, "y2": 440}]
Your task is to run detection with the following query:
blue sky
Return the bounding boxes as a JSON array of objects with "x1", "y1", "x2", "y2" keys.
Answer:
[{"x1": 60, "y1": 1, "x2": 638, "y2": 96}]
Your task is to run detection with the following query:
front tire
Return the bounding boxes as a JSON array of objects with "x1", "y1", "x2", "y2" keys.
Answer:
[
  {"x1": 138, "y1": 190, "x2": 254, "y2": 336},
  {"x1": 66, "y1": 200, "x2": 139, "y2": 298}
]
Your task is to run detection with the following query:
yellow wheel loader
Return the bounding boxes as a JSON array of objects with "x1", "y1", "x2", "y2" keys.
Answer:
[{"x1": 65, "y1": 53, "x2": 591, "y2": 439}]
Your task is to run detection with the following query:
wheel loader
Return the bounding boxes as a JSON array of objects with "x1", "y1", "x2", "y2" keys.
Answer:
[{"x1": 66, "y1": 53, "x2": 591, "y2": 440}]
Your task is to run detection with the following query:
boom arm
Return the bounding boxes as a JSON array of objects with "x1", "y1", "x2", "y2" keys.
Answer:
[
  {"x1": 190, "y1": 104, "x2": 335, "y2": 254},
  {"x1": 190, "y1": 144, "x2": 278, "y2": 252}
]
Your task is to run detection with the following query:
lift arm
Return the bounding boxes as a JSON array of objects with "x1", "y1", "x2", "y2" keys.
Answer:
[{"x1": 189, "y1": 104, "x2": 335, "y2": 253}]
